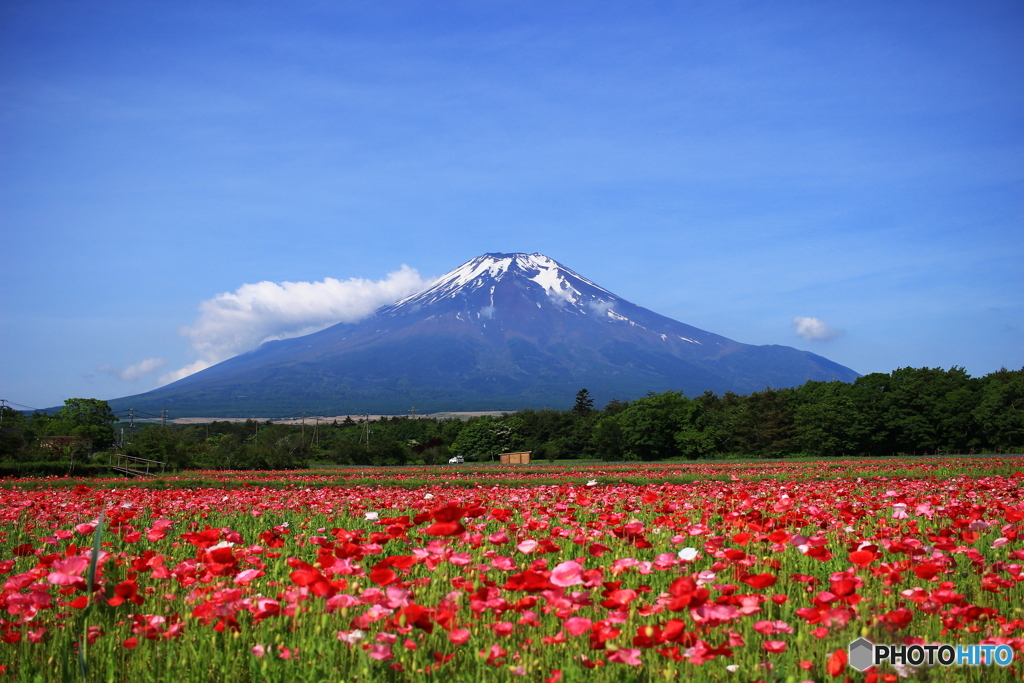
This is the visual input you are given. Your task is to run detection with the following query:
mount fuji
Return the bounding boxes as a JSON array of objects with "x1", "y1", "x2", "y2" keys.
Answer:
[{"x1": 110, "y1": 253, "x2": 859, "y2": 416}]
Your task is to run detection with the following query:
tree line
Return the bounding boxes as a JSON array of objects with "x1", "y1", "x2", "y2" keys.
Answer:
[{"x1": 1, "y1": 365, "x2": 1020, "y2": 472}]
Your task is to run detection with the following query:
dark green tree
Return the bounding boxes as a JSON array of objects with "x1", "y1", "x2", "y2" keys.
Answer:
[
  {"x1": 572, "y1": 389, "x2": 595, "y2": 415},
  {"x1": 450, "y1": 416, "x2": 523, "y2": 462},
  {"x1": 0, "y1": 406, "x2": 29, "y2": 460},
  {"x1": 125, "y1": 425, "x2": 198, "y2": 470},
  {"x1": 603, "y1": 399, "x2": 630, "y2": 416},
  {"x1": 692, "y1": 391, "x2": 741, "y2": 455},
  {"x1": 847, "y1": 373, "x2": 895, "y2": 454},
  {"x1": 973, "y1": 367, "x2": 1024, "y2": 452},
  {"x1": 48, "y1": 398, "x2": 119, "y2": 449},
  {"x1": 594, "y1": 391, "x2": 699, "y2": 461},
  {"x1": 793, "y1": 382, "x2": 861, "y2": 457},
  {"x1": 734, "y1": 388, "x2": 795, "y2": 458},
  {"x1": 592, "y1": 414, "x2": 627, "y2": 461},
  {"x1": 878, "y1": 367, "x2": 980, "y2": 454}
]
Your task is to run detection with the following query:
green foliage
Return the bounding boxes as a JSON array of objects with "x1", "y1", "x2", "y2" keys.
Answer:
[
  {"x1": 0, "y1": 421, "x2": 28, "y2": 461},
  {"x1": 572, "y1": 388, "x2": 595, "y2": 414},
  {"x1": 693, "y1": 390, "x2": 741, "y2": 454},
  {"x1": 603, "y1": 398, "x2": 630, "y2": 416},
  {"x1": 594, "y1": 391, "x2": 707, "y2": 461},
  {"x1": 125, "y1": 425, "x2": 200, "y2": 469},
  {"x1": 450, "y1": 415, "x2": 524, "y2": 462},
  {"x1": 15, "y1": 366, "x2": 1015, "y2": 472},
  {"x1": 792, "y1": 382, "x2": 862, "y2": 458},
  {"x1": 0, "y1": 461, "x2": 111, "y2": 477},
  {"x1": 732, "y1": 387, "x2": 795, "y2": 458},
  {"x1": 973, "y1": 367, "x2": 1024, "y2": 451},
  {"x1": 48, "y1": 398, "x2": 119, "y2": 449},
  {"x1": 586, "y1": 366, "x2": 1024, "y2": 462},
  {"x1": 329, "y1": 438, "x2": 408, "y2": 466}
]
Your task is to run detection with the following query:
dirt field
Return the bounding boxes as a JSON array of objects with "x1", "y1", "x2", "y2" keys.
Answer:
[{"x1": 168, "y1": 411, "x2": 508, "y2": 425}]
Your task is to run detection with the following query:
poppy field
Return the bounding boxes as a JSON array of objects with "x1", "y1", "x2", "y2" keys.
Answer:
[{"x1": 2, "y1": 458, "x2": 1024, "y2": 682}]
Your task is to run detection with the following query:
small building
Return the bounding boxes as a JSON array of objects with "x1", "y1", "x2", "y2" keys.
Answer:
[{"x1": 499, "y1": 451, "x2": 531, "y2": 464}]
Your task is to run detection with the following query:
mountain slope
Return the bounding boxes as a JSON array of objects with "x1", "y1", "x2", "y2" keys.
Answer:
[{"x1": 110, "y1": 253, "x2": 858, "y2": 416}]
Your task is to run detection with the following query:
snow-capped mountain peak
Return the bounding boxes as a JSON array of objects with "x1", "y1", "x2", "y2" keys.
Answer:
[{"x1": 386, "y1": 252, "x2": 620, "y2": 313}]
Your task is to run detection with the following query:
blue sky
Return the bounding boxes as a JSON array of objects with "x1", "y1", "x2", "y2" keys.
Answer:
[{"x1": 2, "y1": 1, "x2": 1021, "y2": 410}]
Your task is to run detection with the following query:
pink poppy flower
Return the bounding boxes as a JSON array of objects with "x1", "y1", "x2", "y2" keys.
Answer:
[
  {"x1": 47, "y1": 556, "x2": 90, "y2": 586},
  {"x1": 449, "y1": 628, "x2": 470, "y2": 645},
  {"x1": 517, "y1": 539, "x2": 539, "y2": 554},
  {"x1": 233, "y1": 569, "x2": 264, "y2": 585},
  {"x1": 608, "y1": 648, "x2": 642, "y2": 665},
  {"x1": 563, "y1": 617, "x2": 592, "y2": 636},
  {"x1": 550, "y1": 560, "x2": 584, "y2": 587},
  {"x1": 493, "y1": 622, "x2": 514, "y2": 637},
  {"x1": 368, "y1": 643, "x2": 392, "y2": 661}
]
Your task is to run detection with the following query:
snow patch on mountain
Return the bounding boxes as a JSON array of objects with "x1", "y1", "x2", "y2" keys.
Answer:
[{"x1": 607, "y1": 310, "x2": 630, "y2": 322}]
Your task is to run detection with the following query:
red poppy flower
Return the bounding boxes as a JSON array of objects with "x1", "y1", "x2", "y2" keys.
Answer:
[
  {"x1": 849, "y1": 549, "x2": 877, "y2": 567},
  {"x1": 431, "y1": 505, "x2": 466, "y2": 523},
  {"x1": 827, "y1": 648, "x2": 847, "y2": 677},
  {"x1": 742, "y1": 573, "x2": 777, "y2": 590},
  {"x1": 369, "y1": 567, "x2": 397, "y2": 586},
  {"x1": 422, "y1": 520, "x2": 465, "y2": 536}
]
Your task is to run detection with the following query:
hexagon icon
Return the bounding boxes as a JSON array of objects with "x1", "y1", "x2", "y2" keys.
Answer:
[{"x1": 848, "y1": 638, "x2": 875, "y2": 672}]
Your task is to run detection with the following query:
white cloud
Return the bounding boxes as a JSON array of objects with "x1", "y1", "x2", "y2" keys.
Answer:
[
  {"x1": 159, "y1": 265, "x2": 433, "y2": 385},
  {"x1": 158, "y1": 359, "x2": 214, "y2": 385},
  {"x1": 99, "y1": 357, "x2": 167, "y2": 381},
  {"x1": 793, "y1": 316, "x2": 843, "y2": 341}
]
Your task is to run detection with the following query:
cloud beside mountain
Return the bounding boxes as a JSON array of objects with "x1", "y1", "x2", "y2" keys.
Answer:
[
  {"x1": 99, "y1": 358, "x2": 168, "y2": 382},
  {"x1": 793, "y1": 316, "x2": 843, "y2": 341},
  {"x1": 159, "y1": 265, "x2": 434, "y2": 385}
]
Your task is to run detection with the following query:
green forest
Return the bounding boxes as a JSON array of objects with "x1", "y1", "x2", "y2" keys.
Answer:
[{"x1": 1, "y1": 365, "x2": 1021, "y2": 474}]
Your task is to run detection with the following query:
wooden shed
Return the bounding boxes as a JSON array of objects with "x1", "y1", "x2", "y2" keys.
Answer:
[{"x1": 498, "y1": 451, "x2": 531, "y2": 464}]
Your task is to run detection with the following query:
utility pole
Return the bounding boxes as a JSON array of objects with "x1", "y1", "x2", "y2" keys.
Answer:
[
  {"x1": 362, "y1": 413, "x2": 371, "y2": 450},
  {"x1": 301, "y1": 412, "x2": 306, "y2": 441},
  {"x1": 129, "y1": 408, "x2": 136, "y2": 443},
  {"x1": 162, "y1": 406, "x2": 167, "y2": 427}
]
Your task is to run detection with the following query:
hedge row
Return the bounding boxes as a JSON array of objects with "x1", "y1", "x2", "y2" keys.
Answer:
[{"x1": 0, "y1": 462, "x2": 112, "y2": 478}]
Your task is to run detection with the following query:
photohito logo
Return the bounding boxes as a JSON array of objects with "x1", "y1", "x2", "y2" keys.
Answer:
[{"x1": 848, "y1": 638, "x2": 1014, "y2": 672}]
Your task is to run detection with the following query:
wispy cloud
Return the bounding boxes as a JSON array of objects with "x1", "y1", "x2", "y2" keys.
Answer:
[
  {"x1": 793, "y1": 316, "x2": 843, "y2": 341},
  {"x1": 160, "y1": 265, "x2": 433, "y2": 385},
  {"x1": 99, "y1": 357, "x2": 167, "y2": 381}
]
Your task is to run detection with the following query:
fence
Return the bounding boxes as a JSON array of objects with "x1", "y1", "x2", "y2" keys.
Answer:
[{"x1": 109, "y1": 453, "x2": 166, "y2": 477}]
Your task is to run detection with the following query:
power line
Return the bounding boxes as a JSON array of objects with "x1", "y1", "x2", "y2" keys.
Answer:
[{"x1": 0, "y1": 399, "x2": 46, "y2": 412}]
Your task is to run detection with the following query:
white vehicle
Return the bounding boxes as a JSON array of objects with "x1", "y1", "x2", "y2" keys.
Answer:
[{"x1": 448, "y1": 455, "x2": 464, "y2": 464}]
